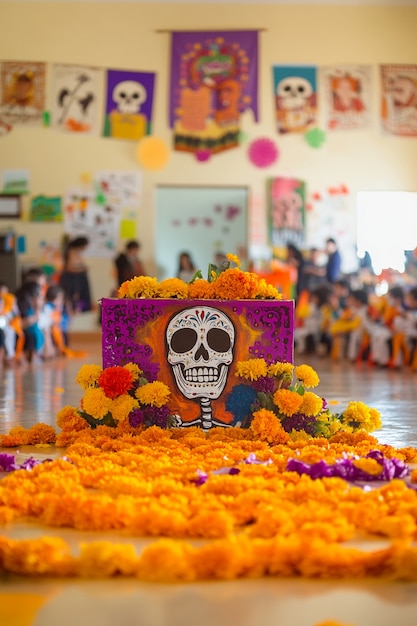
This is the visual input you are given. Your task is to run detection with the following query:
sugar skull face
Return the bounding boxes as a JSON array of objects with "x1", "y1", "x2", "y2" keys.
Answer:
[
  {"x1": 276, "y1": 76, "x2": 313, "y2": 110},
  {"x1": 166, "y1": 306, "x2": 235, "y2": 400},
  {"x1": 112, "y1": 80, "x2": 147, "y2": 114}
]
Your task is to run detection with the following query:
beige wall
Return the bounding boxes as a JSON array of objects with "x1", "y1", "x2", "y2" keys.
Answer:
[{"x1": 1, "y1": 2, "x2": 417, "y2": 323}]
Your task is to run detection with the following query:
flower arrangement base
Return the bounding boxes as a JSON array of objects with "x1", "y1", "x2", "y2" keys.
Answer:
[{"x1": 102, "y1": 298, "x2": 294, "y2": 430}]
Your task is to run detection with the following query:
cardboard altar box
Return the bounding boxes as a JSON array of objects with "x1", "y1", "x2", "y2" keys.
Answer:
[{"x1": 101, "y1": 298, "x2": 294, "y2": 429}]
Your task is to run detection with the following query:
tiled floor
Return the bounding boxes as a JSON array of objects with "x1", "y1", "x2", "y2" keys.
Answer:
[
  {"x1": 1, "y1": 338, "x2": 417, "y2": 626},
  {"x1": 1, "y1": 338, "x2": 416, "y2": 448}
]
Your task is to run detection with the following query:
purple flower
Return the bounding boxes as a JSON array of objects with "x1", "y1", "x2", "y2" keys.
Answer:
[
  {"x1": 282, "y1": 413, "x2": 317, "y2": 436},
  {"x1": 0, "y1": 453, "x2": 18, "y2": 472},
  {"x1": 244, "y1": 452, "x2": 273, "y2": 466},
  {"x1": 286, "y1": 451, "x2": 410, "y2": 483},
  {"x1": 252, "y1": 376, "x2": 276, "y2": 394},
  {"x1": 129, "y1": 408, "x2": 145, "y2": 428}
]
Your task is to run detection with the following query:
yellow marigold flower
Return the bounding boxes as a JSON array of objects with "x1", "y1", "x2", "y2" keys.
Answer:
[
  {"x1": 119, "y1": 276, "x2": 159, "y2": 299},
  {"x1": 82, "y1": 387, "x2": 112, "y2": 420},
  {"x1": 78, "y1": 542, "x2": 138, "y2": 577},
  {"x1": 123, "y1": 363, "x2": 142, "y2": 380},
  {"x1": 294, "y1": 364, "x2": 320, "y2": 388},
  {"x1": 157, "y1": 277, "x2": 189, "y2": 299},
  {"x1": 76, "y1": 364, "x2": 102, "y2": 390},
  {"x1": 235, "y1": 358, "x2": 268, "y2": 381},
  {"x1": 256, "y1": 278, "x2": 281, "y2": 300},
  {"x1": 108, "y1": 395, "x2": 139, "y2": 422},
  {"x1": 273, "y1": 388, "x2": 303, "y2": 417},
  {"x1": 188, "y1": 279, "x2": 213, "y2": 299},
  {"x1": 56, "y1": 406, "x2": 88, "y2": 432},
  {"x1": 250, "y1": 409, "x2": 290, "y2": 444},
  {"x1": 289, "y1": 428, "x2": 312, "y2": 442},
  {"x1": 352, "y1": 457, "x2": 383, "y2": 477},
  {"x1": 299, "y1": 391, "x2": 323, "y2": 417},
  {"x1": 226, "y1": 253, "x2": 241, "y2": 267},
  {"x1": 267, "y1": 362, "x2": 294, "y2": 379},
  {"x1": 368, "y1": 407, "x2": 382, "y2": 431},
  {"x1": 136, "y1": 381, "x2": 171, "y2": 407},
  {"x1": 343, "y1": 401, "x2": 371, "y2": 424}
]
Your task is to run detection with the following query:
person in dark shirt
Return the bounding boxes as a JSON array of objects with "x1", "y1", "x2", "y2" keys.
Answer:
[
  {"x1": 325, "y1": 237, "x2": 342, "y2": 283},
  {"x1": 114, "y1": 240, "x2": 146, "y2": 287}
]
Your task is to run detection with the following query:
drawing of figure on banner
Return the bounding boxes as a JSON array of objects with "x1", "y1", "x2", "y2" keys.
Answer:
[
  {"x1": 0, "y1": 61, "x2": 46, "y2": 126},
  {"x1": 64, "y1": 188, "x2": 120, "y2": 257},
  {"x1": 269, "y1": 177, "x2": 306, "y2": 248},
  {"x1": 381, "y1": 65, "x2": 417, "y2": 137},
  {"x1": 50, "y1": 64, "x2": 102, "y2": 134},
  {"x1": 169, "y1": 30, "x2": 259, "y2": 160},
  {"x1": 103, "y1": 69, "x2": 155, "y2": 141},
  {"x1": 272, "y1": 65, "x2": 317, "y2": 134},
  {"x1": 322, "y1": 66, "x2": 371, "y2": 131}
]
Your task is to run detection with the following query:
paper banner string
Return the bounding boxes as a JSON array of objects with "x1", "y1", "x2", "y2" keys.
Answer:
[
  {"x1": 305, "y1": 127, "x2": 326, "y2": 148},
  {"x1": 248, "y1": 137, "x2": 279, "y2": 168},
  {"x1": 136, "y1": 136, "x2": 170, "y2": 170}
]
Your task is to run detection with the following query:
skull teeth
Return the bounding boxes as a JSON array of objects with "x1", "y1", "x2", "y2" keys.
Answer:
[{"x1": 184, "y1": 367, "x2": 219, "y2": 383}]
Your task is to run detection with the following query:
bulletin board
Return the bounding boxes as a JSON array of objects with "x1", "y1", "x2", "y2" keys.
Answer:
[{"x1": 155, "y1": 186, "x2": 248, "y2": 279}]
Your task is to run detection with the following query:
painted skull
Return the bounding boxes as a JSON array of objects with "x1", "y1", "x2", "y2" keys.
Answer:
[
  {"x1": 112, "y1": 80, "x2": 147, "y2": 114},
  {"x1": 276, "y1": 76, "x2": 313, "y2": 110},
  {"x1": 166, "y1": 306, "x2": 235, "y2": 400}
]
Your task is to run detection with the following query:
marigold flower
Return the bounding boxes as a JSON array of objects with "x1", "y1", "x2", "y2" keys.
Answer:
[
  {"x1": 188, "y1": 279, "x2": 213, "y2": 299},
  {"x1": 118, "y1": 276, "x2": 159, "y2": 299},
  {"x1": 299, "y1": 392, "x2": 324, "y2": 417},
  {"x1": 82, "y1": 387, "x2": 112, "y2": 419},
  {"x1": 294, "y1": 364, "x2": 320, "y2": 388},
  {"x1": 75, "y1": 364, "x2": 103, "y2": 390},
  {"x1": 123, "y1": 363, "x2": 142, "y2": 380},
  {"x1": 98, "y1": 366, "x2": 134, "y2": 399},
  {"x1": 225, "y1": 253, "x2": 241, "y2": 267},
  {"x1": 136, "y1": 381, "x2": 171, "y2": 408},
  {"x1": 27, "y1": 423, "x2": 56, "y2": 445},
  {"x1": 267, "y1": 362, "x2": 294, "y2": 379},
  {"x1": 255, "y1": 278, "x2": 281, "y2": 300},
  {"x1": 157, "y1": 278, "x2": 189, "y2": 299},
  {"x1": 273, "y1": 388, "x2": 304, "y2": 417},
  {"x1": 235, "y1": 358, "x2": 268, "y2": 381},
  {"x1": 250, "y1": 409, "x2": 290, "y2": 444},
  {"x1": 108, "y1": 395, "x2": 139, "y2": 422},
  {"x1": 211, "y1": 268, "x2": 260, "y2": 300},
  {"x1": 352, "y1": 458, "x2": 383, "y2": 477},
  {"x1": 56, "y1": 405, "x2": 84, "y2": 430}
]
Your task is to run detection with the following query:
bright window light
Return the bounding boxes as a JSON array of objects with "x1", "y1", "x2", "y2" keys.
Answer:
[{"x1": 357, "y1": 191, "x2": 417, "y2": 275}]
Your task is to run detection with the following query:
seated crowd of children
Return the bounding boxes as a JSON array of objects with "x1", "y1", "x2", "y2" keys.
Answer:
[
  {"x1": 294, "y1": 279, "x2": 417, "y2": 370},
  {"x1": 0, "y1": 267, "x2": 85, "y2": 366}
]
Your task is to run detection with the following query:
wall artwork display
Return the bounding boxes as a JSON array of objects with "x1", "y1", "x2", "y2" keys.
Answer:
[
  {"x1": 63, "y1": 188, "x2": 119, "y2": 257},
  {"x1": 380, "y1": 64, "x2": 417, "y2": 137},
  {"x1": 30, "y1": 195, "x2": 63, "y2": 222},
  {"x1": 272, "y1": 65, "x2": 317, "y2": 134},
  {"x1": 0, "y1": 61, "x2": 46, "y2": 126},
  {"x1": 169, "y1": 30, "x2": 259, "y2": 160},
  {"x1": 103, "y1": 69, "x2": 155, "y2": 141},
  {"x1": 50, "y1": 64, "x2": 102, "y2": 134},
  {"x1": 268, "y1": 177, "x2": 306, "y2": 248},
  {"x1": 321, "y1": 65, "x2": 372, "y2": 131}
]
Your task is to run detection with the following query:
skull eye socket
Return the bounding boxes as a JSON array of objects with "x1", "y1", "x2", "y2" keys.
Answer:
[
  {"x1": 207, "y1": 328, "x2": 231, "y2": 353},
  {"x1": 119, "y1": 92, "x2": 127, "y2": 99},
  {"x1": 171, "y1": 328, "x2": 197, "y2": 353},
  {"x1": 298, "y1": 85, "x2": 305, "y2": 93}
]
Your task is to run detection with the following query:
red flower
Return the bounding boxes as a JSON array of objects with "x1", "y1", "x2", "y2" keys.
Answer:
[{"x1": 98, "y1": 367, "x2": 134, "y2": 399}]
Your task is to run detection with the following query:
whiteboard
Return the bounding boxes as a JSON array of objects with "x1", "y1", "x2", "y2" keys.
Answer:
[{"x1": 156, "y1": 186, "x2": 248, "y2": 280}]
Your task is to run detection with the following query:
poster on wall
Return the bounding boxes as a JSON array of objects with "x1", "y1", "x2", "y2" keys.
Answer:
[
  {"x1": 268, "y1": 177, "x2": 306, "y2": 248},
  {"x1": 307, "y1": 192, "x2": 358, "y2": 274},
  {"x1": 0, "y1": 61, "x2": 46, "y2": 126},
  {"x1": 103, "y1": 69, "x2": 155, "y2": 141},
  {"x1": 50, "y1": 64, "x2": 102, "y2": 135},
  {"x1": 63, "y1": 188, "x2": 119, "y2": 257},
  {"x1": 169, "y1": 30, "x2": 259, "y2": 160},
  {"x1": 272, "y1": 65, "x2": 317, "y2": 134},
  {"x1": 380, "y1": 64, "x2": 417, "y2": 137},
  {"x1": 321, "y1": 65, "x2": 372, "y2": 131}
]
